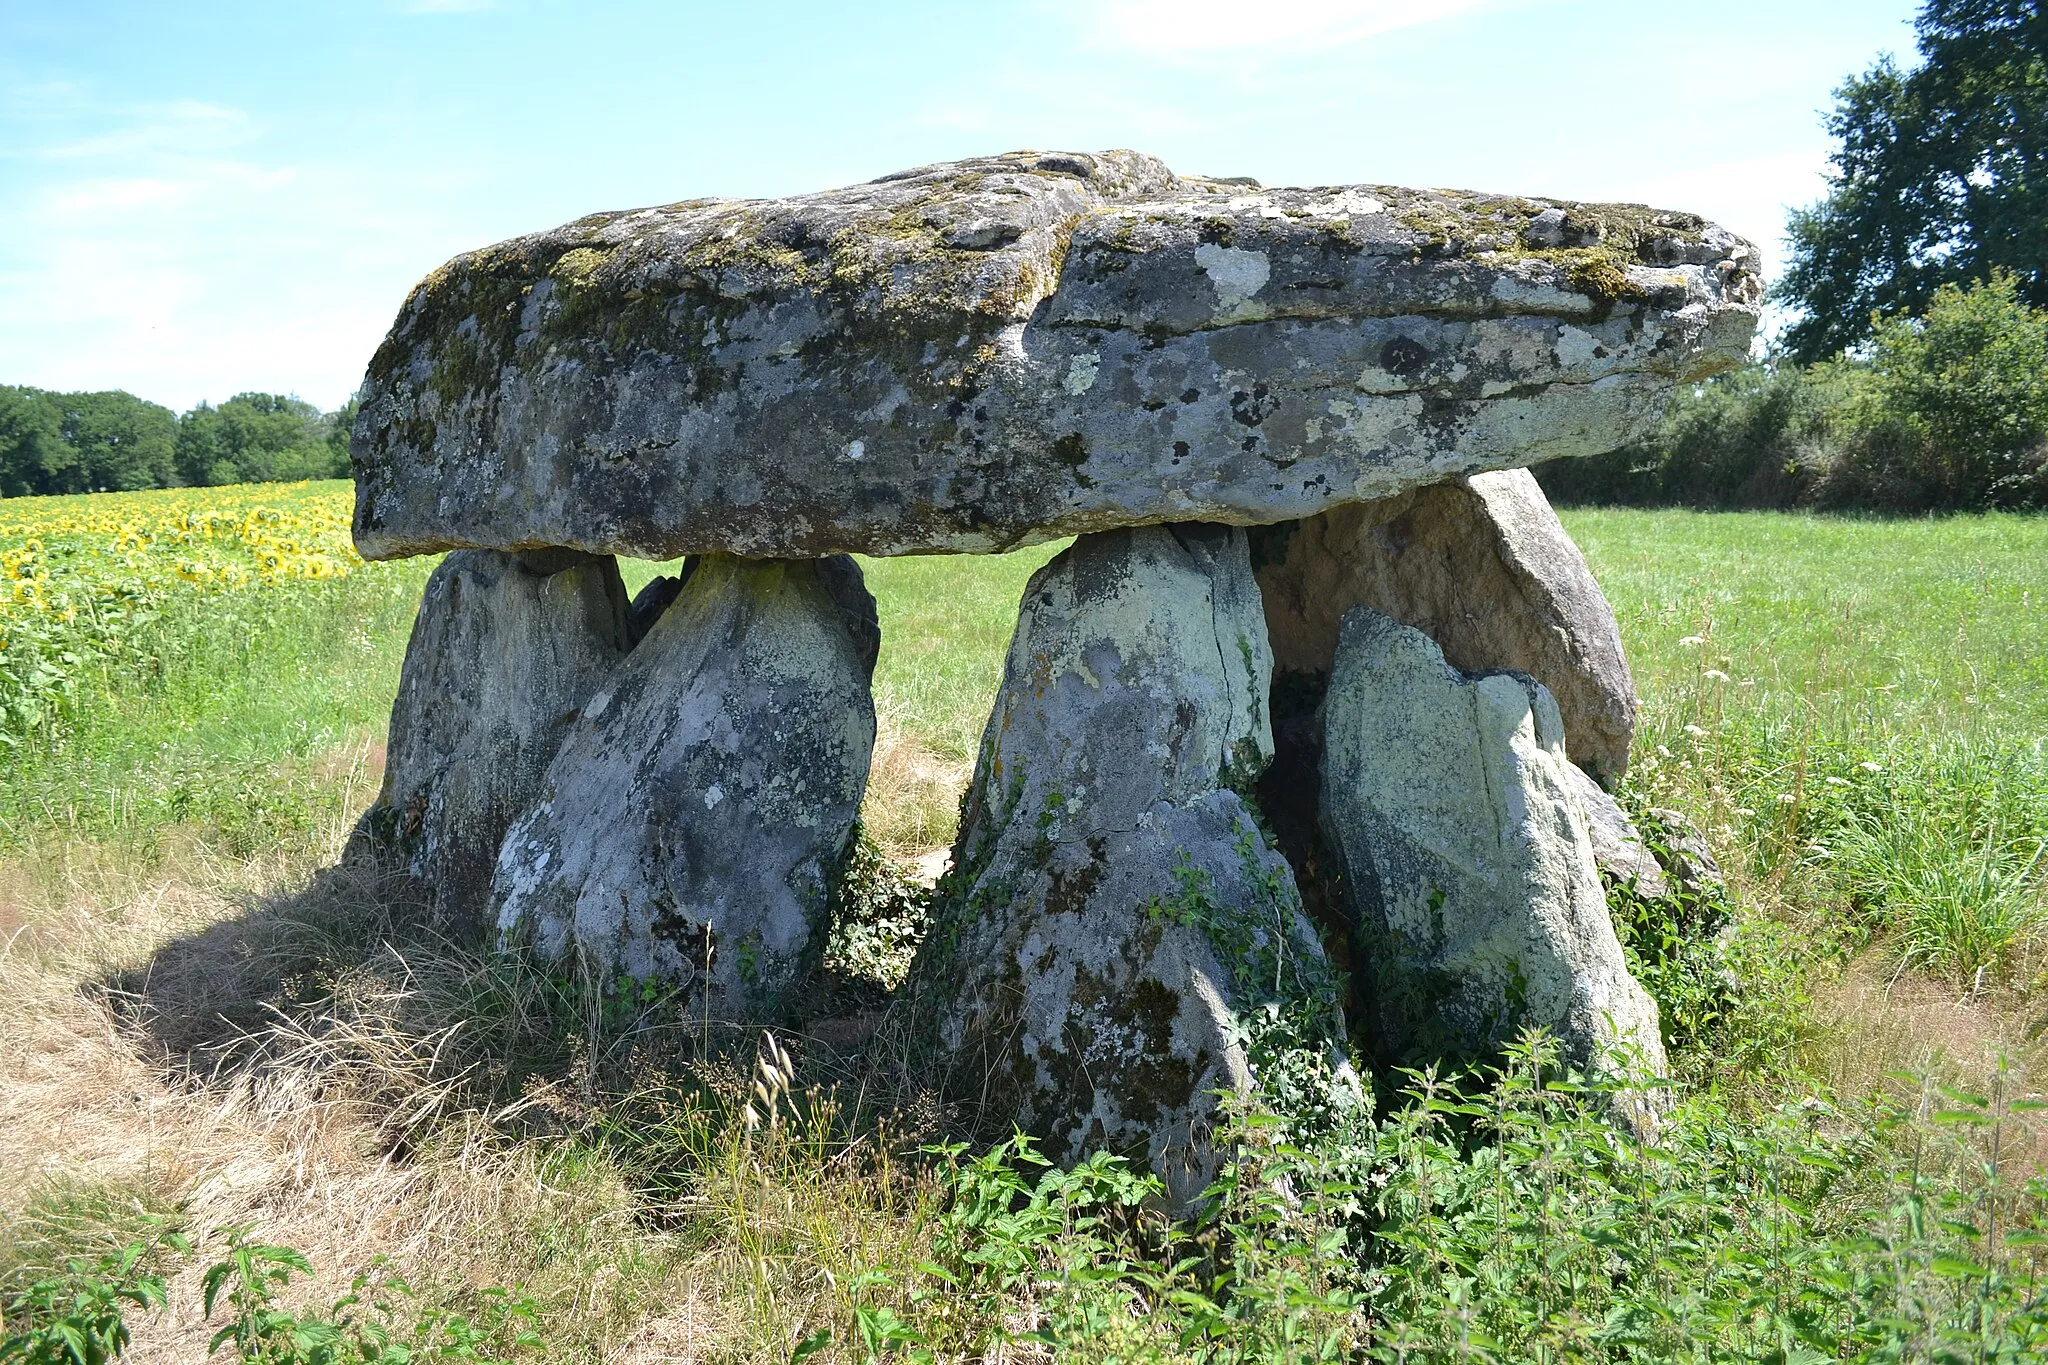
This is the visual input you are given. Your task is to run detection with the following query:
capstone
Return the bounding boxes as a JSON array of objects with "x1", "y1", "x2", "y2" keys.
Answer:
[{"x1": 349, "y1": 150, "x2": 1759, "y2": 563}]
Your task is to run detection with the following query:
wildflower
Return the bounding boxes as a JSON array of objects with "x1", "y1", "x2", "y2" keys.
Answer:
[
  {"x1": 1734, "y1": 807, "x2": 1756, "y2": 817},
  {"x1": 1682, "y1": 724, "x2": 1709, "y2": 738},
  {"x1": 1679, "y1": 635, "x2": 1706, "y2": 647},
  {"x1": 1824, "y1": 776, "x2": 1849, "y2": 787},
  {"x1": 1858, "y1": 761, "x2": 1883, "y2": 773},
  {"x1": 1702, "y1": 669, "x2": 1730, "y2": 682},
  {"x1": 1776, "y1": 793, "x2": 1796, "y2": 804}
]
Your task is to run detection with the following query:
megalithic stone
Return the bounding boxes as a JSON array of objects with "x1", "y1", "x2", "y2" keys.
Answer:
[
  {"x1": 907, "y1": 525, "x2": 1354, "y2": 1205},
  {"x1": 348, "y1": 151, "x2": 1760, "y2": 565},
  {"x1": 1253, "y1": 467, "x2": 1636, "y2": 787},
  {"x1": 362, "y1": 548, "x2": 631, "y2": 938},
  {"x1": 1318, "y1": 606, "x2": 1667, "y2": 1133},
  {"x1": 492, "y1": 554, "x2": 879, "y2": 1019}
]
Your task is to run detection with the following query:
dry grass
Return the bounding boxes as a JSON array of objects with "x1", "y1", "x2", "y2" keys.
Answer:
[
  {"x1": 857, "y1": 706, "x2": 971, "y2": 868},
  {"x1": 1810, "y1": 953, "x2": 2048, "y2": 1165},
  {"x1": 0, "y1": 751, "x2": 961, "y2": 1363}
]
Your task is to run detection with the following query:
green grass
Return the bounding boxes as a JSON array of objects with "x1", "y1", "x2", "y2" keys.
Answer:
[
  {"x1": 1567, "y1": 508, "x2": 2048, "y2": 747},
  {"x1": 5, "y1": 504, "x2": 2048, "y2": 1361},
  {"x1": 1563, "y1": 511, "x2": 2048, "y2": 995},
  {"x1": 624, "y1": 544, "x2": 1063, "y2": 771},
  {"x1": 0, "y1": 561, "x2": 432, "y2": 857}
]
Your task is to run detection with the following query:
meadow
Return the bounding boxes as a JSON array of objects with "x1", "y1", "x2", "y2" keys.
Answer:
[{"x1": 3, "y1": 481, "x2": 2047, "y2": 1361}]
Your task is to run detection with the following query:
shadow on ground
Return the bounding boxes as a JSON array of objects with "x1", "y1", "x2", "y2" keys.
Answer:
[{"x1": 90, "y1": 849, "x2": 947, "y2": 1163}]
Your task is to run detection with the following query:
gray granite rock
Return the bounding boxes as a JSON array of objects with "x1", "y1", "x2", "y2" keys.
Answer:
[
  {"x1": 908, "y1": 525, "x2": 1352, "y2": 1204},
  {"x1": 1650, "y1": 808, "x2": 1725, "y2": 897},
  {"x1": 1319, "y1": 607, "x2": 1665, "y2": 1128},
  {"x1": 1254, "y1": 466, "x2": 1636, "y2": 785},
  {"x1": 351, "y1": 150, "x2": 1760, "y2": 562},
  {"x1": 491, "y1": 554, "x2": 877, "y2": 1018},
  {"x1": 1561, "y1": 761, "x2": 1671, "y2": 899},
  {"x1": 1559, "y1": 763, "x2": 1726, "y2": 904},
  {"x1": 361, "y1": 549, "x2": 630, "y2": 938}
]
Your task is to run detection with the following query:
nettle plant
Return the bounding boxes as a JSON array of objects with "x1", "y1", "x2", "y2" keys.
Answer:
[
  {"x1": 858, "y1": 1035, "x2": 2048, "y2": 1364},
  {"x1": 1, "y1": 1227, "x2": 541, "y2": 1365}
]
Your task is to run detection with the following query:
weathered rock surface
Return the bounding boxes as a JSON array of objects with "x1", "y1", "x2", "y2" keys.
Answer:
[
  {"x1": 909, "y1": 525, "x2": 1347, "y2": 1202},
  {"x1": 1558, "y1": 762, "x2": 1726, "y2": 903},
  {"x1": 1562, "y1": 761, "x2": 1671, "y2": 898},
  {"x1": 352, "y1": 150, "x2": 1760, "y2": 563},
  {"x1": 1319, "y1": 607, "x2": 1666, "y2": 1114},
  {"x1": 1253, "y1": 467, "x2": 1635, "y2": 785},
  {"x1": 363, "y1": 549, "x2": 630, "y2": 936},
  {"x1": 492, "y1": 554, "x2": 878, "y2": 1017}
]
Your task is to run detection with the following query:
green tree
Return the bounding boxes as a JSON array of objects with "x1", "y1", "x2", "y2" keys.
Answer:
[
  {"x1": 175, "y1": 393, "x2": 344, "y2": 486},
  {"x1": 51, "y1": 390, "x2": 179, "y2": 492},
  {"x1": 1780, "y1": 0, "x2": 2048, "y2": 362},
  {"x1": 1839, "y1": 271, "x2": 2048, "y2": 506},
  {"x1": 0, "y1": 388, "x2": 73, "y2": 497},
  {"x1": 323, "y1": 396, "x2": 360, "y2": 474}
]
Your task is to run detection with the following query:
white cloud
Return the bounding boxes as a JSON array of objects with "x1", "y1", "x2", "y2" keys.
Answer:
[
  {"x1": 0, "y1": 97, "x2": 458, "y2": 411},
  {"x1": 1074, "y1": 0, "x2": 1498, "y2": 54}
]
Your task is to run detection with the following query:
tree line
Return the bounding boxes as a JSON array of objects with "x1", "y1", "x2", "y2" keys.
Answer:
[
  {"x1": 1544, "y1": 0, "x2": 2047, "y2": 514},
  {"x1": 0, "y1": 387, "x2": 356, "y2": 499}
]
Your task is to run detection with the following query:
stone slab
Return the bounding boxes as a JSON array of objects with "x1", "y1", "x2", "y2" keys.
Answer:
[
  {"x1": 907, "y1": 525, "x2": 1349, "y2": 1202},
  {"x1": 1254, "y1": 467, "x2": 1637, "y2": 784},
  {"x1": 351, "y1": 150, "x2": 1759, "y2": 562},
  {"x1": 361, "y1": 549, "x2": 629, "y2": 937},
  {"x1": 1319, "y1": 607, "x2": 1666, "y2": 1128}
]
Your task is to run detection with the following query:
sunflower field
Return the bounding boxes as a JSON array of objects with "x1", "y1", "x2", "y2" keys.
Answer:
[{"x1": 0, "y1": 481, "x2": 366, "y2": 744}]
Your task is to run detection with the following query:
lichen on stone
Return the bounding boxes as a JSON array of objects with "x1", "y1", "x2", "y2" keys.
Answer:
[{"x1": 350, "y1": 148, "x2": 1760, "y2": 565}]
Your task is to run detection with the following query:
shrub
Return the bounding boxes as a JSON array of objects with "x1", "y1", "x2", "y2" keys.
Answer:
[
  {"x1": 1537, "y1": 362, "x2": 1849, "y2": 510},
  {"x1": 0, "y1": 1229, "x2": 541, "y2": 1364},
  {"x1": 0, "y1": 1243, "x2": 175, "y2": 1365},
  {"x1": 824, "y1": 1037, "x2": 2048, "y2": 1363},
  {"x1": 1541, "y1": 276, "x2": 2048, "y2": 513},
  {"x1": 1825, "y1": 273, "x2": 2048, "y2": 510}
]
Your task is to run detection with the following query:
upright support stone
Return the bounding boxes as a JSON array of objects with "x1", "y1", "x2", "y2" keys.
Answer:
[
  {"x1": 492, "y1": 555, "x2": 878, "y2": 1019},
  {"x1": 363, "y1": 549, "x2": 630, "y2": 938},
  {"x1": 1319, "y1": 607, "x2": 1666, "y2": 1131},
  {"x1": 908, "y1": 525, "x2": 1350, "y2": 1204},
  {"x1": 1254, "y1": 467, "x2": 1636, "y2": 787}
]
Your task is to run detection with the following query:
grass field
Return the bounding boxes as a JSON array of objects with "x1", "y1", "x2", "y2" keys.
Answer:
[{"x1": 3, "y1": 483, "x2": 2047, "y2": 1360}]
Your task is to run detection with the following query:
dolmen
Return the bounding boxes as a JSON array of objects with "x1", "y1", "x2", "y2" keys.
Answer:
[{"x1": 349, "y1": 150, "x2": 1759, "y2": 1183}]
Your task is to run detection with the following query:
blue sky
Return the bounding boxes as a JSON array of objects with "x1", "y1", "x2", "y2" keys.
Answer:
[{"x1": 1, "y1": 0, "x2": 1921, "y2": 413}]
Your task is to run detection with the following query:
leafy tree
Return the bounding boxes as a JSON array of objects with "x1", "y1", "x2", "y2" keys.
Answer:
[
  {"x1": 50, "y1": 391, "x2": 178, "y2": 493},
  {"x1": 0, "y1": 388, "x2": 73, "y2": 498},
  {"x1": 1837, "y1": 270, "x2": 2048, "y2": 506},
  {"x1": 323, "y1": 396, "x2": 359, "y2": 474},
  {"x1": 176, "y1": 393, "x2": 345, "y2": 487},
  {"x1": 1780, "y1": 0, "x2": 2048, "y2": 362}
]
